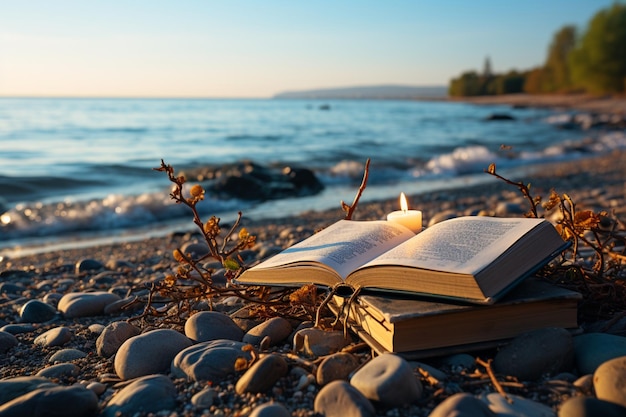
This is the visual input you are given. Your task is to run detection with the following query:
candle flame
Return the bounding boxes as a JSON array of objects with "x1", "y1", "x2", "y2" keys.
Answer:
[{"x1": 400, "y1": 192, "x2": 408, "y2": 213}]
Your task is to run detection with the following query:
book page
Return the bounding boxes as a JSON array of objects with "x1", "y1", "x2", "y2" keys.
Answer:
[
  {"x1": 251, "y1": 220, "x2": 414, "y2": 279},
  {"x1": 363, "y1": 217, "x2": 545, "y2": 275}
]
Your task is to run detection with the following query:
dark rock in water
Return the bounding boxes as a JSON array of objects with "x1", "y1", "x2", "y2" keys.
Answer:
[
  {"x1": 193, "y1": 161, "x2": 324, "y2": 201},
  {"x1": 485, "y1": 113, "x2": 516, "y2": 121}
]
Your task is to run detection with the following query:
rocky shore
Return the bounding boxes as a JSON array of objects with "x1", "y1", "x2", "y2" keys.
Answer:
[{"x1": 1, "y1": 147, "x2": 626, "y2": 416}]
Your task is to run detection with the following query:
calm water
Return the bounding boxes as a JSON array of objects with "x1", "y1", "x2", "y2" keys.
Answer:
[{"x1": 1, "y1": 97, "x2": 624, "y2": 254}]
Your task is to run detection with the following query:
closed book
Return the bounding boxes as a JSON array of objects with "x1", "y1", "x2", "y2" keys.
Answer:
[{"x1": 332, "y1": 278, "x2": 581, "y2": 358}]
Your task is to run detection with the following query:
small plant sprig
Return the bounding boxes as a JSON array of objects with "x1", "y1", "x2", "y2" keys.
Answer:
[
  {"x1": 485, "y1": 163, "x2": 626, "y2": 322},
  {"x1": 126, "y1": 160, "x2": 323, "y2": 328},
  {"x1": 154, "y1": 159, "x2": 256, "y2": 271}
]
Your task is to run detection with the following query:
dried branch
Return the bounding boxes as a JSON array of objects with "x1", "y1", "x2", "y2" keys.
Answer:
[
  {"x1": 341, "y1": 158, "x2": 371, "y2": 220},
  {"x1": 476, "y1": 357, "x2": 511, "y2": 403}
]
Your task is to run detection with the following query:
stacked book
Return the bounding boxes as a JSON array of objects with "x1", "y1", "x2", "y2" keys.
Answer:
[{"x1": 238, "y1": 216, "x2": 581, "y2": 358}]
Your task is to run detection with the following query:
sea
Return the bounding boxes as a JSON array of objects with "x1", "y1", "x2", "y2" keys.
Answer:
[{"x1": 2, "y1": 97, "x2": 625, "y2": 257}]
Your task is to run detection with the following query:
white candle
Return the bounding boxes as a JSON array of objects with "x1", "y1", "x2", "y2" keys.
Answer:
[{"x1": 387, "y1": 192, "x2": 422, "y2": 233}]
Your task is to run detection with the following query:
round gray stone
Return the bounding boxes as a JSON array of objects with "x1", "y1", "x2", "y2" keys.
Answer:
[
  {"x1": 0, "y1": 331, "x2": 18, "y2": 354},
  {"x1": 593, "y1": 355, "x2": 626, "y2": 408},
  {"x1": 249, "y1": 402, "x2": 291, "y2": 417},
  {"x1": 0, "y1": 376, "x2": 55, "y2": 405},
  {"x1": 58, "y1": 291, "x2": 121, "y2": 318},
  {"x1": 191, "y1": 387, "x2": 216, "y2": 409},
  {"x1": 171, "y1": 339, "x2": 253, "y2": 382},
  {"x1": 34, "y1": 326, "x2": 72, "y2": 347},
  {"x1": 493, "y1": 327, "x2": 573, "y2": 381},
  {"x1": 75, "y1": 258, "x2": 104, "y2": 273},
  {"x1": 36, "y1": 362, "x2": 81, "y2": 379},
  {"x1": 314, "y1": 380, "x2": 375, "y2": 417},
  {"x1": 558, "y1": 396, "x2": 626, "y2": 417},
  {"x1": 243, "y1": 316, "x2": 292, "y2": 346},
  {"x1": 114, "y1": 328, "x2": 192, "y2": 380},
  {"x1": 481, "y1": 393, "x2": 555, "y2": 417},
  {"x1": 429, "y1": 393, "x2": 495, "y2": 417},
  {"x1": 317, "y1": 352, "x2": 360, "y2": 386},
  {"x1": 96, "y1": 321, "x2": 141, "y2": 358},
  {"x1": 293, "y1": 328, "x2": 348, "y2": 357},
  {"x1": 49, "y1": 348, "x2": 87, "y2": 363},
  {"x1": 184, "y1": 311, "x2": 244, "y2": 343},
  {"x1": 350, "y1": 353, "x2": 422, "y2": 407},
  {"x1": 574, "y1": 333, "x2": 626, "y2": 374},
  {"x1": 102, "y1": 374, "x2": 177, "y2": 417},
  {"x1": 0, "y1": 384, "x2": 98, "y2": 417},
  {"x1": 235, "y1": 354, "x2": 288, "y2": 394},
  {"x1": 19, "y1": 300, "x2": 57, "y2": 323}
]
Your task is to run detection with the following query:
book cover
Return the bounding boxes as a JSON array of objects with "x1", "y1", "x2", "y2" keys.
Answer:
[{"x1": 333, "y1": 278, "x2": 581, "y2": 358}]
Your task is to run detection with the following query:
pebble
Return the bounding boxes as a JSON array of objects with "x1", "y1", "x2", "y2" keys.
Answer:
[
  {"x1": 101, "y1": 374, "x2": 177, "y2": 417},
  {"x1": 0, "y1": 282, "x2": 25, "y2": 295},
  {"x1": 171, "y1": 339, "x2": 253, "y2": 382},
  {"x1": 114, "y1": 328, "x2": 192, "y2": 380},
  {"x1": 57, "y1": 291, "x2": 122, "y2": 318},
  {"x1": 0, "y1": 324, "x2": 36, "y2": 335},
  {"x1": 0, "y1": 384, "x2": 98, "y2": 417},
  {"x1": 573, "y1": 332, "x2": 626, "y2": 374},
  {"x1": 19, "y1": 300, "x2": 57, "y2": 323},
  {"x1": 48, "y1": 348, "x2": 87, "y2": 363},
  {"x1": 96, "y1": 321, "x2": 141, "y2": 358},
  {"x1": 184, "y1": 311, "x2": 244, "y2": 342},
  {"x1": 557, "y1": 396, "x2": 626, "y2": 417},
  {"x1": 350, "y1": 353, "x2": 422, "y2": 407},
  {"x1": 0, "y1": 376, "x2": 55, "y2": 405},
  {"x1": 249, "y1": 402, "x2": 292, "y2": 417},
  {"x1": 316, "y1": 352, "x2": 361, "y2": 385},
  {"x1": 36, "y1": 362, "x2": 81, "y2": 379},
  {"x1": 33, "y1": 326, "x2": 72, "y2": 347},
  {"x1": 191, "y1": 387, "x2": 217, "y2": 409},
  {"x1": 42, "y1": 293, "x2": 63, "y2": 307},
  {"x1": 481, "y1": 393, "x2": 555, "y2": 417},
  {"x1": 428, "y1": 392, "x2": 495, "y2": 417},
  {"x1": 235, "y1": 353, "x2": 288, "y2": 394},
  {"x1": 293, "y1": 328, "x2": 348, "y2": 356},
  {"x1": 493, "y1": 327, "x2": 573, "y2": 381},
  {"x1": 314, "y1": 380, "x2": 376, "y2": 417},
  {"x1": 593, "y1": 355, "x2": 626, "y2": 408},
  {"x1": 442, "y1": 353, "x2": 476, "y2": 371},
  {"x1": 0, "y1": 330, "x2": 18, "y2": 353},
  {"x1": 180, "y1": 241, "x2": 211, "y2": 259},
  {"x1": 75, "y1": 258, "x2": 104, "y2": 274},
  {"x1": 243, "y1": 316, "x2": 292, "y2": 346}
]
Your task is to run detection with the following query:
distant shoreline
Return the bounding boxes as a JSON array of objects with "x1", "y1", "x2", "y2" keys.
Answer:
[{"x1": 449, "y1": 93, "x2": 626, "y2": 115}]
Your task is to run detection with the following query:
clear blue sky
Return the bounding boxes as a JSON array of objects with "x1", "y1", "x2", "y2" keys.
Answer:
[{"x1": 0, "y1": 0, "x2": 615, "y2": 98}]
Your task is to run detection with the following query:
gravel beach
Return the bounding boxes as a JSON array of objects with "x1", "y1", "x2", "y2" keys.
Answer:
[{"x1": 2, "y1": 107, "x2": 626, "y2": 415}]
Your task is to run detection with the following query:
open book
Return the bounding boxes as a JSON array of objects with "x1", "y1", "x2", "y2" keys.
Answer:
[
  {"x1": 331, "y1": 278, "x2": 581, "y2": 358},
  {"x1": 237, "y1": 216, "x2": 569, "y2": 304}
]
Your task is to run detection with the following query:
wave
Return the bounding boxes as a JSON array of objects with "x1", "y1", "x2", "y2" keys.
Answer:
[
  {"x1": 2, "y1": 125, "x2": 625, "y2": 245},
  {"x1": 0, "y1": 191, "x2": 248, "y2": 243}
]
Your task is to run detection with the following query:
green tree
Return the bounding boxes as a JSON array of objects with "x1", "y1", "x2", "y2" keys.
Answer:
[
  {"x1": 495, "y1": 71, "x2": 525, "y2": 94},
  {"x1": 544, "y1": 25, "x2": 577, "y2": 92},
  {"x1": 523, "y1": 67, "x2": 548, "y2": 94},
  {"x1": 570, "y1": 3, "x2": 626, "y2": 93}
]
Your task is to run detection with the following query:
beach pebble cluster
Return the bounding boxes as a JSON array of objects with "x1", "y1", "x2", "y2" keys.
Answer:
[
  {"x1": 2, "y1": 150, "x2": 626, "y2": 416},
  {"x1": 2, "y1": 245, "x2": 626, "y2": 417}
]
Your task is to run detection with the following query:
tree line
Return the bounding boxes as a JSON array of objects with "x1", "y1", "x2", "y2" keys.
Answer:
[{"x1": 449, "y1": 3, "x2": 626, "y2": 96}]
